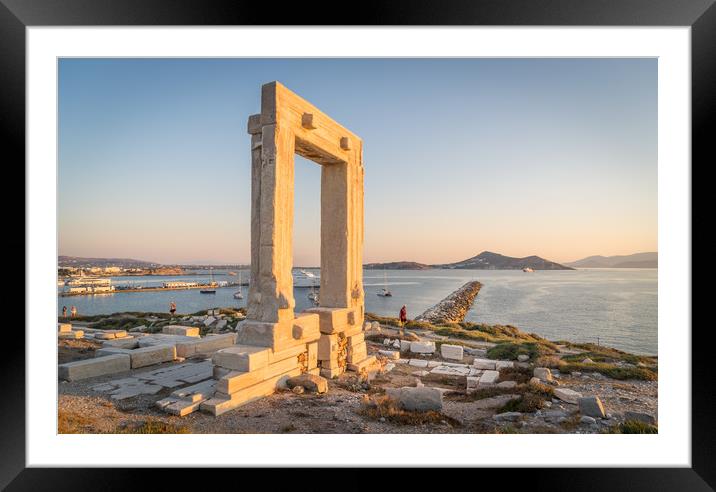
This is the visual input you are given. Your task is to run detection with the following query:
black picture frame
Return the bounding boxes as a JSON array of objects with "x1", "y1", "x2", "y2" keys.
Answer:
[{"x1": 2, "y1": 0, "x2": 710, "y2": 488}]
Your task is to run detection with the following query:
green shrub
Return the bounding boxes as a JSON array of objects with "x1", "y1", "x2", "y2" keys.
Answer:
[
  {"x1": 499, "y1": 393, "x2": 545, "y2": 413},
  {"x1": 404, "y1": 320, "x2": 435, "y2": 330},
  {"x1": 561, "y1": 362, "x2": 657, "y2": 381},
  {"x1": 454, "y1": 385, "x2": 527, "y2": 402},
  {"x1": 561, "y1": 344, "x2": 656, "y2": 366},
  {"x1": 91, "y1": 317, "x2": 143, "y2": 331},
  {"x1": 435, "y1": 326, "x2": 494, "y2": 342},
  {"x1": 116, "y1": 419, "x2": 189, "y2": 434},
  {"x1": 499, "y1": 366, "x2": 533, "y2": 384},
  {"x1": 358, "y1": 395, "x2": 461, "y2": 427},
  {"x1": 486, "y1": 342, "x2": 555, "y2": 361},
  {"x1": 364, "y1": 313, "x2": 402, "y2": 327},
  {"x1": 611, "y1": 420, "x2": 658, "y2": 434}
]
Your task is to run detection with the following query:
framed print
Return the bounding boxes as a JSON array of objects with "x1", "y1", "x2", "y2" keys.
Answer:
[{"x1": 2, "y1": 0, "x2": 711, "y2": 488}]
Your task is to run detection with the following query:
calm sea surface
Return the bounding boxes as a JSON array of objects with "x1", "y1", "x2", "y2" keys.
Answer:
[{"x1": 58, "y1": 268, "x2": 657, "y2": 355}]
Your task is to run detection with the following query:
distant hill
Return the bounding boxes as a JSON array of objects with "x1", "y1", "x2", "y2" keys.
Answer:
[
  {"x1": 58, "y1": 256, "x2": 161, "y2": 268},
  {"x1": 434, "y1": 251, "x2": 574, "y2": 270},
  {"x1": 566, "y1": 252, "x2": 657, "y2": 269},
  {"x1": 364, "y1": 261, "x2": 431, "y2": 270}
]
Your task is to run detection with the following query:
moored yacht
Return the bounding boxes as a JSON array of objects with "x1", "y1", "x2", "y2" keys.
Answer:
[
  {"x1": 377, "y1": 271, "x2": 392, "y2": 297},
  {"x1": 293, "y1": 269, "x2": 320, "y2": 288},
  {"x1": 308, "y1": 284, "x2": 319, "y2": 306},
  {"x1": 233, "y1": 272, "x2": 244, "y2": 299}
]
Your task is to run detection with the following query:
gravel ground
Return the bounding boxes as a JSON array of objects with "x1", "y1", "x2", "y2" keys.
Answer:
[{"x1": 560, "y1": 374, "x2": 658, "y2": 421}]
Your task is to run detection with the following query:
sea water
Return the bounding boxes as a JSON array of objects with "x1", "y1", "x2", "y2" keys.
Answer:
[{"x1": 57, "y1": 268, "x2": 657, "y2": 355}]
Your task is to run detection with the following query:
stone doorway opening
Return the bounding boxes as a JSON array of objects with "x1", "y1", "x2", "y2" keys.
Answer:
[
  {"x1": 236, "y1": 81, "x2": 372, "y2": 381},
  {"x1": 292, "y1": 155, "x2": 321, "y2": 312}
]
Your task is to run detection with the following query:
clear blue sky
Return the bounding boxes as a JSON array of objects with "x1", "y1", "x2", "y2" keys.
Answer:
[{"x1": 58, "y1": 58, "x2": 657, "y2": 265}]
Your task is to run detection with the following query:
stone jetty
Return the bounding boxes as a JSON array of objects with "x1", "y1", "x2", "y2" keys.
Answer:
[{"x1": 415, "y1": 281, "x2": 482, "y2": 324}]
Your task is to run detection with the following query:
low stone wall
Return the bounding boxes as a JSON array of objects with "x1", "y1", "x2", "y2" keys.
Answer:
[
  {"x1": 59, "y1": 354, "x2": 131, "y2": 381},
  {"x1": 415, "y1": 281, "x2": 482, "y2": 324}
]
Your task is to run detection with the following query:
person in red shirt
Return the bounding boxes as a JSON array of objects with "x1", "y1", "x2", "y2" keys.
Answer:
[{"x1": 399, "y1": 305, "x2": 407, "y2": 335}]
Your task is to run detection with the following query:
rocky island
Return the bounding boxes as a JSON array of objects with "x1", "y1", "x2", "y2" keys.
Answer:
[
  {"x1": 364, "y1": 261, "x2": 431, "y2": 270},
  {"x1": 364, "y1": 251, "x2": 573, "y2": 270}
]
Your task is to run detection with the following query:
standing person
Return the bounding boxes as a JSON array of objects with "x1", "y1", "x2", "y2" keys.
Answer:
[
  {"x1": 169, "y1": 301, "x2": 176, "y2": 317},
  {"x1": 62, "y1": 306, "x2": 67, "y2": 318},
  {"x1": 399, "y1": 305, "x2": 407, "y2": 336},
  {"x1": 70, "y1": 305, "x2": 77, "y2": 318}
]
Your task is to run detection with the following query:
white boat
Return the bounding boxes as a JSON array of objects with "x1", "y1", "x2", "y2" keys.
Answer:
[
  {"x1": 377, "y1": 271, "x2": 392, "y2": 297},
  {"x1": 233, "y1": 272, "x2": 244, "y2": 299},
  {"x1": 308, "y1": 284, "x2": 319, "y2": 306},
  {"x1": 523, "y1": 267, "x2": 534, "y2": 273},
  {"x1": 293, "y1": 269, "x2": 320, "y2": 288}
]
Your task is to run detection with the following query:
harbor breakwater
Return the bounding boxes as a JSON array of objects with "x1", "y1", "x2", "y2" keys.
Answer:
[{"x1": 415, "y1": 281, "x2": 482, "y2": 324}]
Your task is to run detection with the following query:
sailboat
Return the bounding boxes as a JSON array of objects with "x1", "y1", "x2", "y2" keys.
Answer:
[
  {"x1": 233, "y1": 271, "x2": 244, "y2": 299},
  {"x1": 200, "y1": 267, "x2": 217, "y2": 294},
  {"x1": 377, "y1": 270, "x2": 392, "y2": 297},
  {"x1": 308, "y1": 283, "x2": 319, "y2": 305}
]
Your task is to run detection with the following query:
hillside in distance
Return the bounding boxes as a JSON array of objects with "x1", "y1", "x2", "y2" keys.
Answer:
[
  {"x1": 365, "y1": 251, "x2": 573, "y2": 270},
  {"x1": 58, "y1": 256, "x2": 161, "y2": 268},
  {"x1": 363, "y1": 261, "x2": 431, "y2": 270},
  {"x1": 434, "y1": 251, "x2": 574, "y2": 270},
  {"x1": 566, "y1": 252, "x2": 657, "y2": 268}
]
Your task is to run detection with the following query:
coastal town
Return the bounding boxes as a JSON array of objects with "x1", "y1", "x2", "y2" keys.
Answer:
[{"x1": 58, "y1": 261, "x2": 248, "y2": 297}]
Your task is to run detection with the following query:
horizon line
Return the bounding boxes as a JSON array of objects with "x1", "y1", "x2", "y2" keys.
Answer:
[{"x1": 58, "y1": 250, "x2": 659, "y2": 267}]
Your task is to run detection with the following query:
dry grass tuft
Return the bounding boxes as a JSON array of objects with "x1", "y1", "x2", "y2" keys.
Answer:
[
  {"x1": 498, "y1": 393, "x2": 545, "y2": 413},
  {"x1": 559, "y1": 414, "x2": 582, "y2": 431},
  {"x1": 608, "y1": 420, "x2": 658, "y2": 434},
  {"x1": 115, "y1": 419, "x2": 189, "y2": 434},
  {"x1": 499, "y1": 366, "x2": 532, "y2": 384},
  {"x1": 281, "y1": 423, "x2": 297, "y2": 433},
  {"x1": 358, "y1": 395, "x2": 461, "y2": 427},
  {"x1": 527, "y1": 379, "x2": 555, "y2": 397},
  {"x1": 449, "y1": 385, "x2": 527, "y2": 402},
  {"x1": 535, "y1": 355, "x2": 563, "y2": 368},
  {"x1": 560, "y1": 361, "x2": 657, "y2": 381},
  {"x1": 58, "y1": 409, "x2": 96, "y2": 434}
]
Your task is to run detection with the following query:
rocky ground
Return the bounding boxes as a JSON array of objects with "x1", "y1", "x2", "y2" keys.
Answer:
[
  {"x1": 64, "y1": 308, "x2": 246, "y2": 338},
  {"x1": 57, "y1": 318, "x2": 657, "y2": 435}
]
